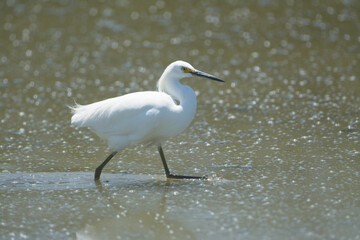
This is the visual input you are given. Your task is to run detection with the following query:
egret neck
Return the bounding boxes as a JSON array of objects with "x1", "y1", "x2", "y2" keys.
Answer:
[{"x1": 157, "y1": 72, "x2": 197, "y2": 129}]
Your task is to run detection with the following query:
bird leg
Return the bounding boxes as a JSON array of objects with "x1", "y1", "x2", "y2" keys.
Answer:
[
  {"x1": 157, "y1": 144, "x2": 206, "y2": 180},
  {"x1": 94, "y1": 151, "x2": 118, "y2": 181}
]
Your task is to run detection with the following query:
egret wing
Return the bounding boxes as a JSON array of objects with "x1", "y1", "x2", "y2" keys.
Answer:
[{"x1": 71, "y1": 91, "x2": 176, "y2": 140}]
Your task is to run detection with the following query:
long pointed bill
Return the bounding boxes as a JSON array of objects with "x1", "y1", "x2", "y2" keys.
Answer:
[{"x1": 190, "y1": 70, "x2": 224, "y2": 82}]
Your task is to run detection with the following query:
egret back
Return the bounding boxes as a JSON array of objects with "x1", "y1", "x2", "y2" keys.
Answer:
[{"x1": 70, "y1": 91, "x2": 191, "y2": 150}]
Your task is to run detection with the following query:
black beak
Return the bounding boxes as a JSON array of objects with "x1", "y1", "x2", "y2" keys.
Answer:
[{"x1": 190, "y1": 70, "x2": 224, "y2": 82}]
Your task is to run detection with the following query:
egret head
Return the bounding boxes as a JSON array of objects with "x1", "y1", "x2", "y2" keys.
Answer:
[
  {"x1": 158, "y1": 60, "x2": 224, "y2": 93},
  {"x1": 163, "y1": 60, "x2": 224, "y2": 82}
]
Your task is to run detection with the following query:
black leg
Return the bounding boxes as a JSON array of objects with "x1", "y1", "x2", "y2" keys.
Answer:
[
  {"x1": 94, "y1": 151, "x2": 118, "y2": 181},
  {"x1": 157, "y1": 144, "x2": 206, "y2": 180}
]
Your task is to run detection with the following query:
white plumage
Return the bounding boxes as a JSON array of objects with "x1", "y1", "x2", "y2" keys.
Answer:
[{"x1": 70, "y1": 60, "x2": 223, "y2": 180}]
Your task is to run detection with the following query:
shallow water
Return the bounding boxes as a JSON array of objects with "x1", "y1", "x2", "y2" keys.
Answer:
[{"x1": 1, "y1": 0, "x2": 359, "y2": 239}]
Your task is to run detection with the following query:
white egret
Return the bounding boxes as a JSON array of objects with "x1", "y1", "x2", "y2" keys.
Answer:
[{"x1": 70, "y1": 60, "x2": 224, "y2": 180}]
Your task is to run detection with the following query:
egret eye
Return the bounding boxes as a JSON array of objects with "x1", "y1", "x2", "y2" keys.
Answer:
[{"x1": 181, "y1": 67, "x2": 190, "y2": 73}]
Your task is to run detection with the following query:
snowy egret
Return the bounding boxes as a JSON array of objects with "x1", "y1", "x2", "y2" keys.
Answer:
[{"x1": 70, "y1": 60, "x2": 224, "y2": 180}]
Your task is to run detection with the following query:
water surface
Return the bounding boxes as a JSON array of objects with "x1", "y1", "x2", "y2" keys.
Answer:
[{"x1": 1, "y1": 0, "x2": 359, "y2": 239}]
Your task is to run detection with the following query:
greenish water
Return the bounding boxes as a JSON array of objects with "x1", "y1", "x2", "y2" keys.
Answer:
[{"x1": 1, "y1": 0, "x2": 359, "y2": 239}]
